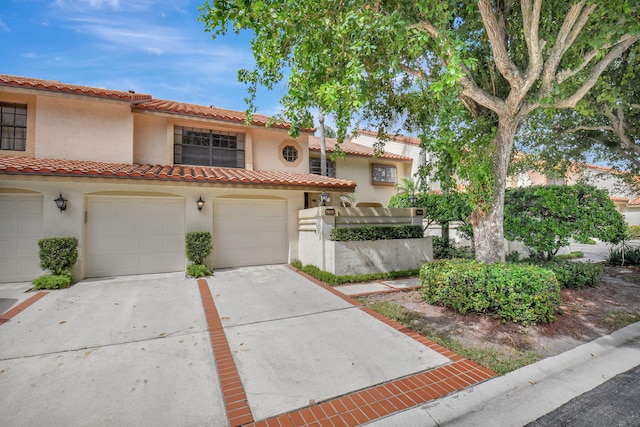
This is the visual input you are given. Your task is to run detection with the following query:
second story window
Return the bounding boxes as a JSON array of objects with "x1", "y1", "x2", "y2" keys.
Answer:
[
  {"x1": 1, "y1": 102, "x2": 27, "y2": 151},
  {"x1": 371, "y1": 163, "x2": 397, "y2": 184},
  {"x1": 174, "y1": 126, "x2": 245, "y2": 168},
  {"x1": 282, "y1": 145, "x2": 298, "y2": 162},
  {"x1": 309, "y1": 157, "x2": 336, "y2": 178}
]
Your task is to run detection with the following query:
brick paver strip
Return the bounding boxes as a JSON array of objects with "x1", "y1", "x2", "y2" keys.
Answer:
[
  {"x1": 198, "y1": 278, "x2": 254, "y2": 427},
  {"x1": 0, "y1": 291, "x2": 48, "y2": 324}
]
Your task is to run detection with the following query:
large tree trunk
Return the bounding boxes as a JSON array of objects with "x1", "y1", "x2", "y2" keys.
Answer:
[{"x1": 471, "y1": 117, "x2": 518, "y2": 263}]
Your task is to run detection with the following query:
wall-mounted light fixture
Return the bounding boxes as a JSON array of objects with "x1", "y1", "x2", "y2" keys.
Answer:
[
  {"x1": 196, "y1": 196, "x2": 205, "y2": 212},
  {"x1": 54, "y1": 193, "x2": 67, "y2": 212},
  {"x1": 320, "y1": 191, "x2": 329, "y2": 207},
  {"x1": 409, "y1": 193, "x2": 417, "y2": 207}
]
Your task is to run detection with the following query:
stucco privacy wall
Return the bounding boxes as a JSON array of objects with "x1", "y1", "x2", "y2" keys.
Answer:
[
  {"x1": 0, "y1": 178, "x2": 303, "y2": 281},
  {"x1": 298, "y1": 207, "x2": 432, "y2": 275},
  {"x1": 35, "y1": 96, "x2": 134, "y2": 163}
]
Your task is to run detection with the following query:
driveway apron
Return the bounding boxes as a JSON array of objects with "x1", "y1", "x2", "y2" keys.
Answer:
[
  {"x1": 0, "y1": 273, "x2": 226, "y2": 427},
  {"x1": 205, "y1": 265, "x2": 482, "y2": 423}
]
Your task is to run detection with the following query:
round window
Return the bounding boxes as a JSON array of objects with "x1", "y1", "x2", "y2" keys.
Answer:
[{"x1": 282, "y1": 145, "x2": 299, "y2": 162}]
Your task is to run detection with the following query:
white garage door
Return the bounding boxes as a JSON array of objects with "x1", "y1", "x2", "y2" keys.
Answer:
[
  {"x1": 213, "y1": 199, "x2": 287, "y2": 268},
  {"x1": 86, "y1": 196, "x2": 185, "y2": 277},
  {"x1": 0, "y1": 194, "x2": 43, "y2": 283}
]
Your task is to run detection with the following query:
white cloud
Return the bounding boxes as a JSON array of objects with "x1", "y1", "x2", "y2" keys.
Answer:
[{"x1": 0, "y1": 18, "x2": 10, "y2": 32}]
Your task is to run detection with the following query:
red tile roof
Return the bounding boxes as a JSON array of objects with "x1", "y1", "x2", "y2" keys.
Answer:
[
  {"x1": 0, "y1": 74, "x2": 152, "y2": 102},
  {"x1": 356, "y1": 129, "x2": 422, "y2": 146},
  {"x1": 308, "y1": 136, "x2": 412, "y2": 161},
  {"x1": 0, "y1": 74, "x2": 310, "y2": 131},
  {"x1": 134, "y1": 99, "x2": 298, "y2": 130},
  {"x1": 628, "y1": 197, "x2": 640, "y2": 206},
  {"x1": 0, "y1": 156, "x2": 356, "y2": 190}
]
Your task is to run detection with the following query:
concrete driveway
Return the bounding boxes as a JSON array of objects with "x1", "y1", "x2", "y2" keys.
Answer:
[
  {"x1": 0, "y1": 273, "x2": 225, "y2": 427},
  {"x1": 0, "y1": 266, "x2": 491, "y2": 427}
]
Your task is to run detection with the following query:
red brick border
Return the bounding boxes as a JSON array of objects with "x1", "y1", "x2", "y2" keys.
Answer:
[
  {"x1": 198, "y1": 279, "x2": 254, "y2": 427},
  {"x1": 0, "y1": 291, "x2": 48, "y2": 324},
  {"x1": 199, "y1": 270, "x2": 496, "y2": 427}
]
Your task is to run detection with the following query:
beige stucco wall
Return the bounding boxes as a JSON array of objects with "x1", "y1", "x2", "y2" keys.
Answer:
[
  {"x1": 133, "y1": 113, "x2": 173, "y2": 165},
  {"x1": 35, "y1": 96, "x2": 133, "y2": 163},
  {"x1": 0, "y1": 176, "x2": 304, "y2": 280},
  {"x1": 250, "y1": 128, "x2": 309, "y2": 173}
]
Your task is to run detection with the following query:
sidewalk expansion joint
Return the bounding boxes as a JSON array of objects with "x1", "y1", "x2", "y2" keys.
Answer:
[{"x1": 220, "y1": 304, "x2": 360, "y2": 329}]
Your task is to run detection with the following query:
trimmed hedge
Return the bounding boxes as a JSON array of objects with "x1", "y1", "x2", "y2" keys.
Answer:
[
  {"x1": 528, "y1": 260, "x2": 603, "y2": 289},
  {"x1": 420, "y1": 259, "x2": 560, "y2": 324},
  {"x1": 290, "y1": 260, "x2": 418, "y2": 286},
  {"x1": 330, "y1": 225, "x2": 423, "y2": 241},
  {"x1": 38, "y1": 237, "x2": 78, "y2": 275},
  {"x1": 185, "y1": 231, "x2": 212, "y2": 265}
]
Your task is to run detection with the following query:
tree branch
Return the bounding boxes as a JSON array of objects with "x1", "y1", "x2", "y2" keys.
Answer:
[
  {"x1": 409, "y1": 21, "x2": 439, "y2": 38},
  {"x1": 478, "y1": 0, "x2": 523, "y2": 87},
  {"x1": 521, "y1": 0, "x2": 545, "y2": 87},
  {"x1": 562, "y1": 125, "x2": 615, "y2": 133},
  {"x1": 555, "y1": 34, "x2": 640, "y2": 108},
  {"x1": 540, "y1": 2, "x2": 595, "y2": 96},
  {"x1": 459, "y1": 75, "x2": 504, "y2": 114}
]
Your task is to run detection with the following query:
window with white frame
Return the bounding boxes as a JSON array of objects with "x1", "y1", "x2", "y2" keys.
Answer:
[
  {"x1": 1, "y1": 102, "x2": 27, "y2": 151},
  {"x1": 309, "y1": 157, "x2": 336, "y2": 177},
  {"x1": 371, "y1": 163, "x2": 397, "y2": 184},
  {"x1": 174, "y1": 126, "x2": 245, "y2": 168}
]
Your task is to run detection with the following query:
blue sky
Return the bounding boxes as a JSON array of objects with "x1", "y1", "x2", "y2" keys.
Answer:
[{"x1": 0, "y1": 0, "x2": 288, "y2": 117}]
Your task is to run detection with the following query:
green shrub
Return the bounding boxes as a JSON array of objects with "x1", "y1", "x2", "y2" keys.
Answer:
[
  {"x1": 33, "y1": 274, "x2": 73, "y2": 290},
  {"x1": 186, "y1": 264, "x2": 212, "y2": 278},
  {"x1": 607, "y1": 243, "x2": 640, "y2": 266},
  {"x1": 555, "y1": 251, "x2": 584, "y2": 260},
  {"x1": 185, "y1": 232, "x2": 212, "y2": 265},
  {"x1": 330, "y1": 225, "x2": 423, "y2": 241},
  {"x1": 290, "y1": 260, "x2": 418, "y2": 285},
  {"x1": 627, "y1": 225, "x2": 640, "y2": 240},
  {"x1": 432, "y1": 237, "x2": 475, "y2": 259},
  {"x1": 530, "y1": 261, "x2": 603, "y2": 289},
  {"x1": 38, "y1": 237, "x2": 78, "y2": 275},
  {"x1": 504, "y1": 184, "x2": 626, "y2": 260},
  {"x1": 420, "y1": 259, "x2": 560, "y2": 324}
]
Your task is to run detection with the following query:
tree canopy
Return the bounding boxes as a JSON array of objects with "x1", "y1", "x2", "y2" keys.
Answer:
[
  {"x1": 200, "y1": 0, "x2": 640, "y2": 263},
  {"x1": 518, "y1": 42, "x2": 640, "y2": 187},
  {"x1": 504, "y1": 184, "x2": 626, "y2": 260}
]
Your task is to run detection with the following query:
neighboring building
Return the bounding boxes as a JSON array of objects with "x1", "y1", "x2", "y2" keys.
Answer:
[
  {"x1": 0, "y1": 74, "x2": 358, "y2": 282},
  {"x1": 351, "y1": 129, "x2": 440, "y2": 192},
  {"x1": 308, "y1": 136, "x2": 412, "y2": 207}
]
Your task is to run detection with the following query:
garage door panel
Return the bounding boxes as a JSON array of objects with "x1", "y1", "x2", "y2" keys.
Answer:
[
  {"x1": 213, "y1": 199, "x2": 287, "y2": 268},
  {"x1": 0, "y1": 195, "x2": 43, "y2": 282},
  {"x1": 87, "y1": 197, "x2": 185, "y2": 277}
]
